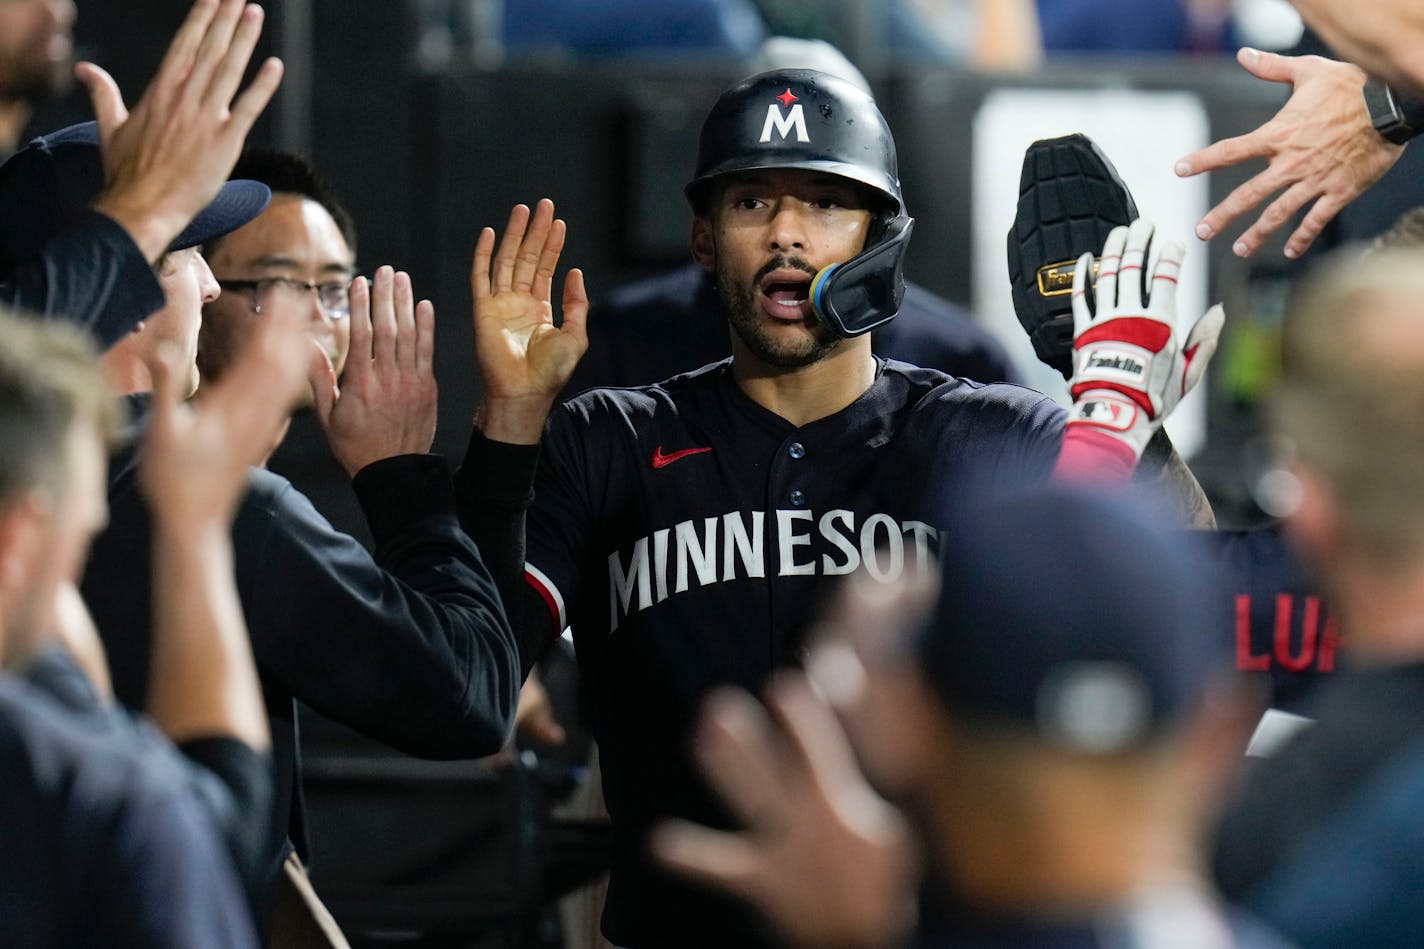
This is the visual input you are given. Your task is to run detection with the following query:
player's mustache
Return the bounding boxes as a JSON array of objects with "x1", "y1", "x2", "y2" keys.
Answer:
[{"x1": 753, "y1": 256, "x2": 818, "y2": 285}]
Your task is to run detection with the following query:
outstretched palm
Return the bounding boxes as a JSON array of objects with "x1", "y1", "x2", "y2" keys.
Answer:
[{"x1": 471, "y1": 199, "x2": 588, "y2": 404}]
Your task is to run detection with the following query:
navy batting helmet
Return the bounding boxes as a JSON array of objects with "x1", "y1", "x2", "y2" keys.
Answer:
[
  {"x1": 685, "y1": 68, "x2": 903, "y2": 215},
  {"x1": 686, "y1": 68, "x2": 914, "y2": 337}
]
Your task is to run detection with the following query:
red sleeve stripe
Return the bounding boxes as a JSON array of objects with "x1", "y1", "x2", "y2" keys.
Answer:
[{"x1": 524, "y1": 563, "x2": 568, "y2": 631}]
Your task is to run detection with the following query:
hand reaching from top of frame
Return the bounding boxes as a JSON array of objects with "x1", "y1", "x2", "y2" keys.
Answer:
[
  {"x1": 83, "y1": 0, "x2": 284, "y2": 264},
  {"x1": 1175, "y1": 49, "x2": 1403, "y2": 260},
  {"x1": 470, "y1": 198, "x2": 588, "y2": 444}
]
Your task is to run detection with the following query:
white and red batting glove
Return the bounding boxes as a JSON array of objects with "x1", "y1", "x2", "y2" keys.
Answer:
[{"x1": 1063, "y1": 218, "x2": 1224, "y2": 471}]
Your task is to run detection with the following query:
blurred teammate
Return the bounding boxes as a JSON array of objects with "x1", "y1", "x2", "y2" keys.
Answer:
[
  {"x1": 0, "y1": 261, "x2": 309, "y2": 945},
  {"x1": 1, "y1": 123, "x2": 518, "y2": 940},
  {"x1": 655, "y1": 487, "x2": 1289, "y2": 949},
  {"x1": 1212, "y1": 248, "x2": 1424, "y2": 948}
]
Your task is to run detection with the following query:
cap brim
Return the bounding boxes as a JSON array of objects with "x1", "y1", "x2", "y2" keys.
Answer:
[{"x1": 169, "y1": 178, "x2": 270, "y2": 252}]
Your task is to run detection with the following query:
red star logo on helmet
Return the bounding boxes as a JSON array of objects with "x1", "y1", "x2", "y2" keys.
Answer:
[{"x1": 775, "y1": 88, "x2": 798, "y2": 107}]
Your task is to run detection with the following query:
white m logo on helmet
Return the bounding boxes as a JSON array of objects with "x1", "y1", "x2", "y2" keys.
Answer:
[{"x1": 759, "y1": 103, "x2": 809, "y2": 143}]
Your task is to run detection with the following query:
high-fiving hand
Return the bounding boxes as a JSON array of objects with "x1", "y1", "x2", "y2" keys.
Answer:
[
  {"x1": 470, "y1": 198, "x2": 588, "y2": 444},
  {"x1": 311, "y1": 267, "x2": 438, "y2": 477},
  {"x1": 84, "y1": 0, "x2": 283, "y2": 264},
  {"x1": 1066, "y1": 219, "x2": 1223, "y2": 460},
  {"x1": 1175, "y1": 50, "x2": 1402, "y2": 260}
]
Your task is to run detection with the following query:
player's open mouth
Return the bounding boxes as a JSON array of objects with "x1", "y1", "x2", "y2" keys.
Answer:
[{"x1": 759, "y1": 270, "x2": 814, "y2": 321}]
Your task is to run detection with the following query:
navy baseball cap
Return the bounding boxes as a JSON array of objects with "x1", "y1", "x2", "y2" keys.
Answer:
[
  {"x1": 918, "y1": 486, "x2": 1228, "y2": 754},
  {"x1": 0, "y1": 121, "x2": 270, "y2": 274}
]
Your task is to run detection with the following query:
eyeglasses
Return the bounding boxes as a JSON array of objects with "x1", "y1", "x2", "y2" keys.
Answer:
[{"x1": 218, "y1": 277, "x2": 352, "y2": 320}]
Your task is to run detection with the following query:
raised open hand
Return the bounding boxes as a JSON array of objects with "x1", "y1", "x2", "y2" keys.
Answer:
[
  {"x1": 470, "y1": 198, "x2": 588, "y2": 443},
  {"x1": 1175, "y1": 50, "x2": 1402, "y2": 260},
  {"x1": 1064, "y1": 220, "x2": 1223, "y2": 461},
  {"x1": 312, "y1": 267, "x2": 438, "y2": 476},
  {"x1": 139, "y1": 270, "x2": 311, "y2": 531},
  {"x1": 83, "y1": 0, "x2": 283, "y2": 263},
  {"x1": 653, "y1": 673, "x2": 915, "y2": 949}
]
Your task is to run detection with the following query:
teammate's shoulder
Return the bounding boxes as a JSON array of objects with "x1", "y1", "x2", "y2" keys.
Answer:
[
  {"x1": 0, "y1": 674, "x2": 169, "y2": 801},
  {"x1": 881, "y1": 358, "x2": 1050, "y2": 405},
  {"x1": 877, "y1": 360, "x2": 1064, "y2": 438}
]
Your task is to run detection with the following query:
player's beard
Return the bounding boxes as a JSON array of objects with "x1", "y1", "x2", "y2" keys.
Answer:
[
  {"x1": 0, "y1": 38, "x2": 72, "y2": 107},
  {"x1": 715, "y1": 254, "x2": 842, "y2": 369}
]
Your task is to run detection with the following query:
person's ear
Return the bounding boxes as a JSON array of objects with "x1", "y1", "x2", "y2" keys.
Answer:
[
  {"x1": 691, "y1": 216, "x2": 716, "y2": 273},
  {"x1": 0, "y1": 494, "x2": 49, "y2": 614}
]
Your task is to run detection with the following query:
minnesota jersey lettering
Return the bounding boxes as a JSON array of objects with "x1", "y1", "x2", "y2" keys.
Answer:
[
  {"x1": 508, "y1": 353, "x2": 1068, "y2": 949},
  {"x1": 600, "y1": 508, "x2": 940, "y2": 631}
]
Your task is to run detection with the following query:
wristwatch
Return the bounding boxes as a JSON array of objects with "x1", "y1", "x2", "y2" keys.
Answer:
[{"x1": 1363, "y1": 77, "x2": 1421, "y2": 145}]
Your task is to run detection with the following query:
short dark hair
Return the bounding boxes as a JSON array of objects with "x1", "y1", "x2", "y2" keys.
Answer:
[{"x1": 209, "y1": 149, "x2": 358, "y2": 254}]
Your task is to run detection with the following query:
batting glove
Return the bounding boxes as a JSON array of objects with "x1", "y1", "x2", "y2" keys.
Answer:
[{"x1": 1066, "y1": 218, "x2": 1224, "y2": 460}]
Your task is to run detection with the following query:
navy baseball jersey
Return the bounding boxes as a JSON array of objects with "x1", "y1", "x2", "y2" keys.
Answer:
[
  {"x1": 459, "y1": 357, "x2": 1328, "y2": 947},
  {"x1": 518, "y1": 357, "x2": 1064, "y2": 947},
  {"x1": 1197, "y1": 525, "x2": 1334, "y2": 711}
]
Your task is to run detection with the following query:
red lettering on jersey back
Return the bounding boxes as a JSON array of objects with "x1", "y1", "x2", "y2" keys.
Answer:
[
  {"x1": 1275, "y1": 594, "x2": 1316, "y2": 673},
  {"x1": 1236, "y1": 594, "x2": 1271, "y2": 671},
  {"x1": 1318, "y1": 613, "x2": 1339, "y2": 672},
  {"x1": 1235, "y1": 593, "x2": 1338, "y2": 673}
]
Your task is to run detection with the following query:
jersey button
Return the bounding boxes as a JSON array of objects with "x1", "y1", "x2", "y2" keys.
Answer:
[
  {"x1": 789, "y1": 489, "x2": 807, "y2": 507},
  {"x1": 788, "y1": 442, "x2": 806, "y2": 460}
]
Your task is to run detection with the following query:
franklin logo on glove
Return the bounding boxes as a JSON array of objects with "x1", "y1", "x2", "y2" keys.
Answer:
[
  {"x1": 1085, "y1": 352, "x2": 1146, "y2": 378},
  {"x1": 1064, "y1": 217, "x2": 1224, "y2": 462}
]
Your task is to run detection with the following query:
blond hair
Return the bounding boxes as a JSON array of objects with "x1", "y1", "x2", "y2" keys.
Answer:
[
  {"x1": 1272, "y1": 248, "x2": 1424, "y2": 561},
  {"x1": 0, "y1": 309, "x2": 122, "y2": 505}
]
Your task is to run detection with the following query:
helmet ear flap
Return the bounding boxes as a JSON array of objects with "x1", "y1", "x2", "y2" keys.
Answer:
[{"x1": 811, "y1": 215, "x2": 914, "y2": 337}]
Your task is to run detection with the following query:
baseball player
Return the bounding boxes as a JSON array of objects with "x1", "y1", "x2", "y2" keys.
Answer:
[{"x1": 457, "y1": 68, "x2": 1221, "y2": 948}]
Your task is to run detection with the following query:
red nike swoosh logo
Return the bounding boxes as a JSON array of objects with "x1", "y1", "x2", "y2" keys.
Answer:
[{"x1": 651, "y1": 445, "x2": 713, "y2": 469}]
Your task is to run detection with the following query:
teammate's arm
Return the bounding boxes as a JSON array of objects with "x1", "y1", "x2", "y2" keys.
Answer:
[
  {"x1": 1, "y1": 0, "x2": 282, "y2": 347},
  {"x1": 456, "y1": 199, "x2": 590, "y2": 675},
  {"x1": 251, "y1": 260, "x2": 520, "y2": 756},
  {"x1": 1287, "y1": 0, "x2": 1424, "y2": 97},
  {"x1": 1134, "y1": 432, "x2": 1217, "y2": 528}
]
